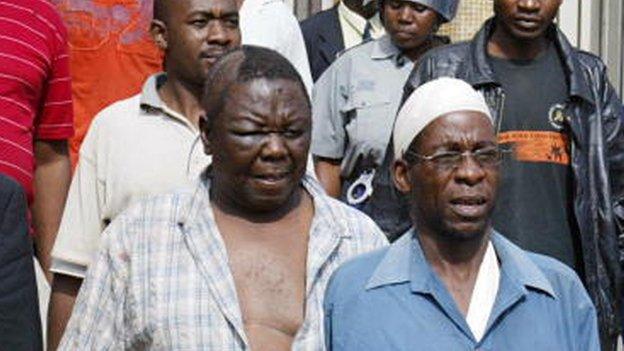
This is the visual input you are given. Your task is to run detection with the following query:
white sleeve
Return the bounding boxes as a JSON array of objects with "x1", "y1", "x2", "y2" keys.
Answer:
[
  {"x1": 51, "y1": 122, "x2": 106, "y2": 279},
  {"x1": 239, "y1": 1, "x2": 313, "y2": 96}
]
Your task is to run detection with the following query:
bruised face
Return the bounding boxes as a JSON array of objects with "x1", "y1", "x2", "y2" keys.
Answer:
[
  {"x1": 494, "y1": 0, "x2": 562, "y2": 41},
  {"x1": 208, "y1": 78, "x2": 311, "y2": 213},
  {"x1": 153, "y1": 0, "x2": 241, "y2": 87},
  {"x1": 383, "y1": 0, "x2": 439, "y2": 53},
  {"x1": 393, "y1": 111, "x2": 499, "y2": 240}
]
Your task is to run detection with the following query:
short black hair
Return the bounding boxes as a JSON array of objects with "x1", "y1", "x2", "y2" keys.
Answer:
[{"x1": 202, "y1": 45, "x2": 310, "y2": 129}]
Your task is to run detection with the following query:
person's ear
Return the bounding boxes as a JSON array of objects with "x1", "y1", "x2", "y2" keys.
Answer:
[
  {"x1": 199, "y1": 114, "x2": 213, "y2": 155},
  {"x1": 150, "y1": 19, "x2": 168, "y2": 51},
  {"x1": 393, "y1": 159, "x2": 412, "y2": 194}
]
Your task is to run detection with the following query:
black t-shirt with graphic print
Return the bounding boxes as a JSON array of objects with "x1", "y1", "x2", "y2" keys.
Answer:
[{"x1": 489, "y1": 43, "x2": 583, "y2": 274}]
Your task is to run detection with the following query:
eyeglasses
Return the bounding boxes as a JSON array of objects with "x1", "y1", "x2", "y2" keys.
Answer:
[{"x1": 404, "y1": 147, "x2": 507, "y2": 170}]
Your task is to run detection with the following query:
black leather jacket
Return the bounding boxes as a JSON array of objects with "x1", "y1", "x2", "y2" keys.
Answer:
[{"x1": 366, "y1": 19, "x2": 624, "y2": 350}]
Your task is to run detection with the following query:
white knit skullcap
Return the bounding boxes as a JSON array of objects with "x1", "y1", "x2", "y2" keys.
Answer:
[{"x1": 393, "y1": 77, "x2": 492, "y2": 161}]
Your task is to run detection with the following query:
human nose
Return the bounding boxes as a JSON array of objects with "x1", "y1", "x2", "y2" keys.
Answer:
[
  {"x1": 398, "y1": 6, "x2": 413, "y2": 23},
  {"x1": 206, "y1": 21, "x2": 230, "y2": 45},
  {"x1": 517, "y1": 0, "x2": 541, "y2": 12},
  {"x1": 260, "y1": 133, "x2": 289, "y2": 160},
  {"x1": 453, "y1": 152, "x2": 487, "y2": 186}
]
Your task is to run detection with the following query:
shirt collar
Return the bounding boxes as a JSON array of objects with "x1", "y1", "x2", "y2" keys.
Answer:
[
  {"x1": 338, "y1": 3, "x2": 384, "y2": 36},
  {"x1": 139, "y1": 73, "x2": 198, "y2": 131},
  {"x1": 338, "y1": 2, "x2": 368, "y2": 35},
  {"x1": 369, "y1": 13, "x2": 384, "y2": 35},
  {"x1": 490, "y1": 233, "x2": 557, "y2": 298},
  {"x1": 370, "y1": 35, "x2": 406, "y2": 66},
  {"x1": 365, "y1": 230, "x2": 414, "y2": 290},
  {"x1": 299, "y1": 171, "x2": 355, "y2": 242},
  {"x1": 139, "y1": 73, "x2": 166, "y2": 110},
  {"x1": 365, "y1": 228, "x2": 557, "y2": 298},
  {"x1": 180, "y1": 170, "x2": 353, "y2": 241}
]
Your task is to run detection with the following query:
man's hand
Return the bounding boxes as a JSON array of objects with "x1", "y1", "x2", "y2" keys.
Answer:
[{"x1": 32, "y1": 139, "x2": 71, "y2": 281}]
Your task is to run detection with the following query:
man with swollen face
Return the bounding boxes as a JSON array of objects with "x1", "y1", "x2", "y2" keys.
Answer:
[
  {"x1": 369, "y1": 1, "x2": 624, "y2": 347},
  {"x1": 311, "y1": 0, "x2": 457, "y2": 205},
  {"x1": 47, "y1": 0, "x2": 240, "y2": 348},
  {"x1": 57, "y1": 46, "x2": 387, "y2": 350},
  {"x1": 324, "y1": 78, "x2": 600, "y2": 351}
]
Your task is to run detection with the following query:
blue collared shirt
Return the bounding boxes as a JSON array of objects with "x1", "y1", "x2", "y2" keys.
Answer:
[{"x1": 324, "y1": 229, "x2": 600, "y2": 351}]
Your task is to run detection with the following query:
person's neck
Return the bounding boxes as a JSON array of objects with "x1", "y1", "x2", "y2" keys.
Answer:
[
  {"x1": 210, "y1": 184, "x2": 306, "y2": 224},
  {"x1": 418, "y1": 227, "x2": 490, "y2": 284},
  {"x1": 403, "y1": 38, "x2": 435, "y2": 63},
  {"x1": 488, "y1": 23, "x2": 550, "y2": 61},
  {"x1": 158, "y1": 76, "x2": 204, "y2": 128}
]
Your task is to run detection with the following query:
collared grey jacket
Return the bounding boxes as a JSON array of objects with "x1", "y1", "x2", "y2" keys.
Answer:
[{"x1": 367, "y1": 18, "x2": 624, "y2": 350}]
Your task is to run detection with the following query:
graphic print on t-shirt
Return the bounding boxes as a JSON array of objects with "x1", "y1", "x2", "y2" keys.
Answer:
[
  {"x1": 498, "y1": 103, "x2": 571, "y2": 165},
  {"x1": 489, "y1": 42, "x2": 583, "y2": 275},
  {"x1": 548, "y1": 103, "x2": 568, "y2": 130}
]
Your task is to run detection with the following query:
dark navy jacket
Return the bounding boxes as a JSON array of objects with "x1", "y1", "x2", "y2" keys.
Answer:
[{"x1": 300, "y1": 6, "x2": 345, "y2": 82}]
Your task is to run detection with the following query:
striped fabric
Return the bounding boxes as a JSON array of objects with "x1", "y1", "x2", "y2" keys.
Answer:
[
  {"x1": 0, "y1": 0, "x2": 73, "y2": 202},
  {"x1": 59, "y1": 174, "x2": 388, "y2": 350}
]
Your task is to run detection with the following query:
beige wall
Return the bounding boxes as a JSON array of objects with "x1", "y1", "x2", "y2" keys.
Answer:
[{"x1": 439, "y1": 0, "x2": 493, "y2": 42}]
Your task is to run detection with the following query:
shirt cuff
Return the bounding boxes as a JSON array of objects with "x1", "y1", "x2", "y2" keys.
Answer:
[
  {"x1": 311, "y1": 142, "x2": 344, "y2": 160},
  {"x1": 50, "y1": 257, "x2": 87, "y2": 279}
]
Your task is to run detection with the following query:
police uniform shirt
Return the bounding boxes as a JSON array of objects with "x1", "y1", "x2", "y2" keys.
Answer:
[{"x1": 311, "y1": 35, "x2": 413, "y2": 199}]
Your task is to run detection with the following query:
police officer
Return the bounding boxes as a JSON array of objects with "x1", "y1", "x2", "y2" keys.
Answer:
[{"x1": 311, "y1": 0, "x2": 457, "y2": 205}]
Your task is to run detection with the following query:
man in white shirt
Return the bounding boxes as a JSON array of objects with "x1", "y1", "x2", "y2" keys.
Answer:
[{"x1": 46, "y1": 0, "x2": 241, "y2": 348}]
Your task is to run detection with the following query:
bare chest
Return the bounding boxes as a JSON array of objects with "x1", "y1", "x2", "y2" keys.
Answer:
[{"x1": 220, "y1": 221, "x2": 311, "y2": 350}]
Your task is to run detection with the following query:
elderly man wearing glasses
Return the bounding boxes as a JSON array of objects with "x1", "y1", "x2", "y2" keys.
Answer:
[{"x1": 323, "y1": 78, "x2": 600, "y2": 351}]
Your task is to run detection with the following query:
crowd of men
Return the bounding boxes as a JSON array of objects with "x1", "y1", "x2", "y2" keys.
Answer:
[{"x1": 0, "y1": 0, "x2": 622, "y2": 350}]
